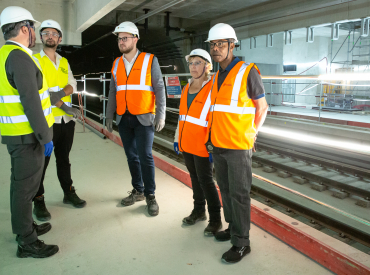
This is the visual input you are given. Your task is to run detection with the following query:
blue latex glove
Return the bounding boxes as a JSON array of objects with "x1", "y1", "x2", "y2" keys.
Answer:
[
  {"x1": 174, "y1": 142, "x2": 179, "y2": 155},
  {"x1": 209, "y1": 153, "x2": 213, "y2": 163},
  {"x1": 44, "y1": 141, "x2": 54, "y2": 157}
]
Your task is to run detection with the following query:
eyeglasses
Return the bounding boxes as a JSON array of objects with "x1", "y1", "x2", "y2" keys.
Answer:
[
  {"x1": 41, "y1": 32, "x2": 60, "y2": 38},
  {"x1": 209, "y1": 41, "x2": 229, "y2": 49},
  {"x1": 187, "y1": 61, "x2": 205, "y2": 67},
  {"x1": 22, "y1": 22, "x2": 35, "y2": 31},
  {"x1": 117, "y1": 36, "x2": 135, "y2": 42}
]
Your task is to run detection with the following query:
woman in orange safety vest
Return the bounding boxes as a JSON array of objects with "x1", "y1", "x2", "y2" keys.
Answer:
[{"x1": 173, "y1": 49, "x2": 222, "y2": 236}]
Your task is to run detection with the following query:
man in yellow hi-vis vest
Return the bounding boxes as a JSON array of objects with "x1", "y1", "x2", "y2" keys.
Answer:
[
  {"x1": 0, "y1": 6, "x2": 73, "y2": 258},
  {"x1": 33, "y1": 19, "x2": 85, "y2": 222}
]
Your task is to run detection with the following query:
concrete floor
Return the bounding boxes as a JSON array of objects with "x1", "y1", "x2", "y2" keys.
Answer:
[
  {"x1": 0, "y1": 123, "x2": 333, "y2": 275},
  {"x1": 269, "y1": 105, "x2": 370, "y2": 123}
]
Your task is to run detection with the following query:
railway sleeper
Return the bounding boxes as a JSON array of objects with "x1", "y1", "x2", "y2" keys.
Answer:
[
  {"x1": 263, "y1": 166, "x2": 277, "y2": 173},
  {"x1": 355, "y1": 198, "x2": 370, "y2": 208},
  {"x1": 310, "y1": 182, "x2": 328, "y2": 192},
  {"x1": 293, "y1": 176, "x2": 308, "y2": 185},
  {"x1": 278, "y1": 171, "x2": 292, "y2": 178},
  {"x1": 331, "y1": 188, "x2": 350, "y2": 199},
  {"x1": 306, "y1": 220, "x2": 324, "y2": 230},
  {"x1": 333, "y1": 233, "x2": 353, "y2": 244}
]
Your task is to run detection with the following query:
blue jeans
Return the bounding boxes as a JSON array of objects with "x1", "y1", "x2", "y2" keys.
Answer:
[{"x1": 118, "y1": 112, "x2": 155, "y2": 196}]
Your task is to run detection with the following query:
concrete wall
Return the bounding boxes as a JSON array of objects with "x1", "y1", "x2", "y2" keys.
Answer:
[
  {"x1": 0, "y1": 0, "x2": 81, "y2": 50},
  {"x1": 283, "y1": 35, "x2": 329, "y2": 105}
]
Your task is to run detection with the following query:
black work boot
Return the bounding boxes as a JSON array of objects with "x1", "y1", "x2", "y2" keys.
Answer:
[
  {"x1": 33, "y1": 196, "x2": 51, "y2": 221},
  {"x1": 63, "y1": 186, "x2": 86, "y2": 208},
  {"x1": 146, "y1": 194, "x2": 159, "y2": 216},
  {"x1": 221, "y1": 245, "x2": 251, "y2": 263},
  {"x1": 182, "y1": 210, "x2": 207, "y2": 225},
  {"x1": 204, "y1": 220, "x2": 222, "y2": 236},
  {"x1": 17, "y1": 239, "x2": 59, "y2": 259},
  {"x1": 15, "y1": 222, "x2": 52, "y2": 242},
  {"x1": 121, "y1": 189, "x2": 145, "y2": 206},
  {"x1": 215, "y1": 228, "x2": 231, "y2": 241}
]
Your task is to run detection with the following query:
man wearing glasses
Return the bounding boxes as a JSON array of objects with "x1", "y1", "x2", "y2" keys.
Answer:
[
  {"x1": 33, "y1": 20, "x2": 85, "y2": 222},
  {"x1": 205, "y1": 23, "x2": 268, "y2": 263},
  {"x1": 0, "y1": 6, "x2": 68, "y2": 258},
  {"x1": 106, "y1": 22, "x2": 166, "y2": 216}
]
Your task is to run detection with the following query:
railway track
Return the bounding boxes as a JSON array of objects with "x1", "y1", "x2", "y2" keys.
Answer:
[{"x1": 254, "y1": 137, "x2": 370, "y2": 205}]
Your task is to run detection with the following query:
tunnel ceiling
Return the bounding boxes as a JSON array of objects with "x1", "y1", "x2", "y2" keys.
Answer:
[{"x1": 116, "y1": 0, "x2": 274, "y2": 21}]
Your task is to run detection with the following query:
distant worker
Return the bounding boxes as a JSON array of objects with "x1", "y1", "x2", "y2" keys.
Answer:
[
  {"x1": 32, "y1": 19, "x2": 85, "y2": 222},
  {"x1": 106, "y1": 22, "x2": 166, "y2": 216},
  {"x1": 0, "y1": 6, "x2": 71, "y2": 258},
  {"x1": 173, "y1": 49, "x2": 221, "y2": 236},
  {"x1": 205, "y1": 23, "x2": 268, "y2": 263}
]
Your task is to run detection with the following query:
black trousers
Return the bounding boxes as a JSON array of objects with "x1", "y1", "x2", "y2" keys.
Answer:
[
  {"x1": 7, "y1": 143, "x2": 45, "y2": 245},
  {"x1": 182, "y1": 152, "x2": 221, "y2": 221},
  {"x1": 213, "y1": 148, "x2": 253, "y2": 247},
  {"x1": 35, "y1": 120, "x2": 75, "y2": 197}
]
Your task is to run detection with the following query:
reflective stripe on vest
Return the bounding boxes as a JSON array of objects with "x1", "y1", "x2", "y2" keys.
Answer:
[
  {"x1": 112, "y1": 53, "x2": 152, "y2": 88},
  {"x1": 0, "y1": 89, "x2": 50, "y2": 103},
  {"x1": 116, "y1": 84, "x2": 154, "y2": 92},
  {"x1": 207, "y1": 62, "x2": 258, "y2": 150},
  {"x1": 0, "y1": 106, "x2": 52, "y2": 123},
  {"x1": 0, "y1": 45, "x2": 55, "y2": 136},
  {"x1": 178, "y1": 92, "x2": 211, "y2": 127},
  {"x1": 178, "y1": 78, "x2": 213, "y2": 157},
  {"x1": 33, "y1": 53, "x2": 71, "y2": 118},
  {"x1": 111, "y1": 52, "x2": 155, "y2": 115},
  {"x1": 210, "y1": 62, "x2": 256, "y2": 115}
]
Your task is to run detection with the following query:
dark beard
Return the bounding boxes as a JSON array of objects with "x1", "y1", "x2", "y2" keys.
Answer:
[
  {"x1": 119, "y1": 44, "x2": 134, "y2": 54},
  {"x1": 44, "y1": 40, "x2": 57, "y2": 48}
]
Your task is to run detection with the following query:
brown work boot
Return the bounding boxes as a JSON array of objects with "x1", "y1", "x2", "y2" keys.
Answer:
[{"x1": 121, "y1": 189, "x2": 145, "y2": 206}]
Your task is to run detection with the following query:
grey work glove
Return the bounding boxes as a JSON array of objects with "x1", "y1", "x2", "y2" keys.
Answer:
[
  {"x1": 60, "y1": 103, "x2": 81, "y2": 118},
  {"x1": 106, "y1": 118, "x2": 113, "y2": 133},
  {"x1": 154, "y1": 117, "x2": 165, "y2": 132},
  {"x1": 49, "y1": 89, "x2": 66, "y2": 105}
]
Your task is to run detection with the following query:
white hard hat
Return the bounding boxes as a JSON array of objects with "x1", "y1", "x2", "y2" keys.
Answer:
[
  {"x1": 205, "y1": 23, "x2": 238, "y2": 43},
  {"x1": 185, "y1": 49, "x2": 213, "y2": 70},
  {"x1": 40, "y1": 19, "x2": 63, "y2": 37},
  {"x1": 113, "y1": 21, "x2": 139, "y2": 39},
  {"x1": 0, "y1": 6, "x2": 40, "y2": 29}
]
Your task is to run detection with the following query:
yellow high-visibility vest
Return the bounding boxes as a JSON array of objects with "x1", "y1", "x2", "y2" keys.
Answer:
[
  {"x1": 33, "y1": 53, "x2": 72, "y2": 117},
  {"x1": 0, "y1": 45, "x2": 54, "y2": 136}
]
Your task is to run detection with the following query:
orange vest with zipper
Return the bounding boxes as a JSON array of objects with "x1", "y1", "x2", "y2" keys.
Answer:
[
  {"x1": 111, "y1": 52, "x2": 155, "y2": 115},
  {"x1": 206, "y1": 62, "x2": 260, "y2": 150},
  {"x1": 178, "y1": 78, "x2": 213, "y2": 157}
]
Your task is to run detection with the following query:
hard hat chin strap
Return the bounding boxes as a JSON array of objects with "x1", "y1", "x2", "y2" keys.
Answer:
[
  {"x1": 27, "y1": 25, "x2": 32, "y2": 48},
  {"x1": 195, "y1": 65, "x2": 206, "y2": 79},
  {"x1": 221, "y1": 40, "x2": 231, "y2": 63}
]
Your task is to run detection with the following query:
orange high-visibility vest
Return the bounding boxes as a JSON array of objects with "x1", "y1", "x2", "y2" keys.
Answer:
[
  {"x1": 206, "y1": 62, "x2": 260, "y2": 150},
  {"x1": 111, "y1": 52, "x2": 155, "y2": 115},
  {"x1": 178, "y1": 78, "x2": 213, "y2": 157}
]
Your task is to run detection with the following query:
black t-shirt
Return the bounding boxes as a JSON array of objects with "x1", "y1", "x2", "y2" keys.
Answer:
[{"x1": 217, "y1": 57, "x2": 265, "y2": 100}]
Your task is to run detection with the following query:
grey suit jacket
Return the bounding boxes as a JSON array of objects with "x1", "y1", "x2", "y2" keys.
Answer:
[{"x1": 106, "y1": 50, "x2": 166, "y2": 126}]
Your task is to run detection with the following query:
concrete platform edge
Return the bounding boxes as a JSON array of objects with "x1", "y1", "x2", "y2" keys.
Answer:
[{"x1": 82, "y1": 117, "x2": 370, "y2": 275}]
